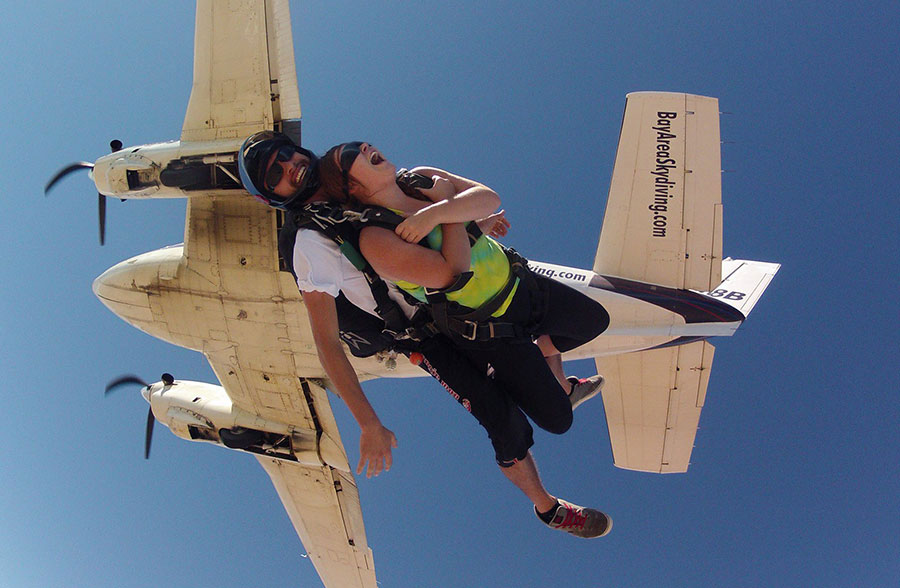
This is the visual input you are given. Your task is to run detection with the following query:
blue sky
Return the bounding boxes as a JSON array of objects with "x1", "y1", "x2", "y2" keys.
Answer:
[{"x1": 2, "y1": 1, "x2": 898, "y2": 587}]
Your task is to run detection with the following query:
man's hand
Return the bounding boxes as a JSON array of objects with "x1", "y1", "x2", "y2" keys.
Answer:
[
  {"x1": 476, "y1": 209, "x2": 510, "y2": 238},
  {"x1": 357, "y1": 423, "x2": 399, "y2": 478}
]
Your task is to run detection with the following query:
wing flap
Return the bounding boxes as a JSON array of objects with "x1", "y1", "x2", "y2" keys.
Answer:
[
  {"x1": 593, "y1": 92, "x2": 722, "y2": 291},
  {"x1": 596, "y1": 341, "x2": 714, "y2": 473},
  {"x1": 257, "y1": 458, "x2": 377, "y2": 588},
  {"x1": 266, "y1": 0, "x2": 302, "y2": 122}
]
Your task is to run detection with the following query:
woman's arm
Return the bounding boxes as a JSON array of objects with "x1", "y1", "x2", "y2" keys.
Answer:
[
  {"x1": 395, "y1": 167, "x2": 501, "y2": 243},
  {"x1": 438, "y1": 221, "x2": 473, "y2": 276},
  {"x1": 303, "y1": 290, "x2": 398, "y2": 477},
  {"x1": 360, "y1": 225, "x2": 470, "y2": 289}
]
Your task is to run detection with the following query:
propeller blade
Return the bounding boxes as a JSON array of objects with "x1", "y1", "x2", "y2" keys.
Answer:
[
  {"x1": 44, "y1": 162, "x2": 93, "y2": 195},
  {"x1": 104, "y1": 374, "x2": 148, "y2": 396},
  {"x1": 104, "y1": 373, "x2": 167, "y2": 460},
  {"x1": 98, "y1": 193, "x2": 106, "y2": 245},
  {"x1": 144, "y1": 407, "x2": 155, "y2": 460}
]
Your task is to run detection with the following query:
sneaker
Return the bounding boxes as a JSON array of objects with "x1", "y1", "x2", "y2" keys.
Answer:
[
  {"x1": 567, "y1": 375, "x2": 604, "y2": 410},
  {"x1": 536, "y1": 498, "x2": 612, "y2": 538}
]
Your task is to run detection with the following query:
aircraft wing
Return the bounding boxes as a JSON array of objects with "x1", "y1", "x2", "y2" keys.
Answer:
[
  {"x1": 182, "y1": 193, "x2": 322, "y2": 424},
  {"x1": 177, "y1": 0, "x2": 320, "y2": 426},
  {"x1": 175, "y1": 4, "x2": 378, "y2": 585},
  {"x1": 255, "y1": 414, "x2": 377, "y2": 588},
  {"x1": 593, "y1": 92, "x2": 723, "y2": 291},
  {"x1": 181, "y1": 0, "x2": 301, "y2": 142},
  {"x1": 184, "y1": 195, "x2": 376, "y2": 586},
  {"x1": 596, "y1": 341, "x2": 714, "y2": 473}
]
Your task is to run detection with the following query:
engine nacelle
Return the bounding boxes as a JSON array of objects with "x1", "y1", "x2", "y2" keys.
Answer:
[
  {"x1": 145, "y1": 378, "x2": 349, "y2": 472},
  {"x1": 92, "y1": 138, "x2": 247, "y2": 199}
]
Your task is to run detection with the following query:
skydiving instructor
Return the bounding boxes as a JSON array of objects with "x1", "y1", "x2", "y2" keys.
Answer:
[{"x1": 238, "y1": 131, "x2": 612, "y2": 538}]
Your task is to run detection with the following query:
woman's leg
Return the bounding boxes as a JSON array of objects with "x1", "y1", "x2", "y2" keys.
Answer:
[
  {"x1": 531, "y1": 274, "x2": 610, "y2": 353},
  {"x1": 536, "y1": 334, "x2": 568, "y2": 389},
  {"x1": 467, "y1": 339, "x2": 573, "y2": 436},
  {"x1": 417, "y1": 336, "x2": 535, "y2": 465}
]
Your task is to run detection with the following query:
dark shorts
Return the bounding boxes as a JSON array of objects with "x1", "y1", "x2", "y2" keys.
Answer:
[
  {"x1": 417, "y1": 273, "x2": 610, "y2": 467},
  {"x1": 417, "y1": 335, "x2": 554, "y2": 466}
]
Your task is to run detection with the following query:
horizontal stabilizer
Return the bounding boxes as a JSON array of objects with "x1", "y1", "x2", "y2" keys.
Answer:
[
  {"x1": 596, "y1": 341, "x2": 715, "y2": 473},
  {"x1": 705, "y1": 258, "x2": 780, "y2": 318}
]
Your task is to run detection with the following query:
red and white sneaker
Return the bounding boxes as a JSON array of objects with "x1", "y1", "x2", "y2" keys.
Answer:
[
  {"x1": 536, "y1": 498, "x2": 612, "y2": 538},
  {"x1": 567, "y1": 375, "x2": 604, "y2": 410}
]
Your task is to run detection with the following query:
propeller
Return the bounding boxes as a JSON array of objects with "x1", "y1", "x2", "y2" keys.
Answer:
[
  {"x1": 45, "y1": 139, "x2": 123, "y2": 245},
  {"x1": 105, "y1": 373, "x2": 174, "y2": 460}
]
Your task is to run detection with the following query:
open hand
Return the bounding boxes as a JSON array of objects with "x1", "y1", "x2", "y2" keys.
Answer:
[
  {"x1": 477, "y1": 209, "x2": 510, "y2": 238},
  {"x1": 357, "y1": 423, "x2": 399, "y2": 478}
]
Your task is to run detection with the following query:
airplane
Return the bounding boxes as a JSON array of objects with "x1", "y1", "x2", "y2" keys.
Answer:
[{"x1": 45, "y1": 1, "x2": 779, "y2": 586}]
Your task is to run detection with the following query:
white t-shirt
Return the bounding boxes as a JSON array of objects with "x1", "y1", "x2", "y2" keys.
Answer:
[{"x1": 292, "y1": 228, "x2": 418, "y2": 319}]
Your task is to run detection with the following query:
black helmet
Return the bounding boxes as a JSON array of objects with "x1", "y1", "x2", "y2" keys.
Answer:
[{"x1": 238, "y1": 131, "x2": 320, "y2": 210}]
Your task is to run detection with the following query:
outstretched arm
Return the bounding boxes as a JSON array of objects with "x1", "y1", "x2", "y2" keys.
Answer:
[{"x1": 303, "y1": 290, "x2": 398, "y2": 478}]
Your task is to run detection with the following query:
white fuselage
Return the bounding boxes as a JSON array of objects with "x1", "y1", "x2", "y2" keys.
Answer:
[
  {"x1": 94, "y1": 244, "x2": 743, "y2": 381},
  {"x1": 89, "y1": 137, "x2": 744, "y2": 375}
]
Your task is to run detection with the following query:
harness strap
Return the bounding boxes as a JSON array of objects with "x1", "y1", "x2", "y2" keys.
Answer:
[
  {"x1": 357, "y1": 205, "x2": 483, "y2": 245},
  {"x1": 292, "y1": 203, "x2": 413, "y2": 337},
  {"x1": 291, "y1": 198, "x2": 511, "y2": 345},
  {"x1": 442, "y1": 317, "x2": 527, "y2": 342},
  {"x1": 425, "y1": 248, "x2": 542, "y2": 342}
]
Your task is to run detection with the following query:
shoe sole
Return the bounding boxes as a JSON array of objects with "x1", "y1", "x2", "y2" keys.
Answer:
[
  {"x1": 599, "y1": 513, "x2": 613, "y2": 537},
  {"x1": 570, "y1": 376, "x2": 604, "y2": 411}
]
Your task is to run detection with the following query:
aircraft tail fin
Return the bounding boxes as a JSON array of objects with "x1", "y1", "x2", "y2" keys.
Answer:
[{"x1": 706, "y1": 258, "x2": 780, "y2": 318}]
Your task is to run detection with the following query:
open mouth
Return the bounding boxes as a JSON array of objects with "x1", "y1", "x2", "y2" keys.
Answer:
[
  {"x1": 294, "y1": 165, "x2": 307, "y2": 184},
  {"x1": 369, "y1": 150, "x2": 384, "y2": 165}
]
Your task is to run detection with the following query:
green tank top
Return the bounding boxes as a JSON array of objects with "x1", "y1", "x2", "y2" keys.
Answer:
[{"x1": 395, "y1": 223, "x2": 519, "y2": 317}]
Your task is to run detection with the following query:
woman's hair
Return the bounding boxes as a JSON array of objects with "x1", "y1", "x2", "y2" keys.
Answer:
[
  {"x1": 318, "y1": 144, "x2": 361, "y2": 209},
  {"x1": 320, "y1": 142, "x2": 429, "y2": 209}
]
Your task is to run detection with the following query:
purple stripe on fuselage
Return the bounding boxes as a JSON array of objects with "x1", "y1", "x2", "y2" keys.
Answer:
[
  {"x1": 645, "y1": 335, "x2": 709, "y2": 351},
  {"x1": 590, "y1": 275, "x2": 745, "y2": 324}
]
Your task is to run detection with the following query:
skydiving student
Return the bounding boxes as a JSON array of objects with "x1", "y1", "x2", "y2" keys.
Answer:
[
  {"x1": 238, "y1": 131, "x2": 612, "y2": 538},
  {"x1": 317, "y1": 141, "x2": 612, "y2": 409}
]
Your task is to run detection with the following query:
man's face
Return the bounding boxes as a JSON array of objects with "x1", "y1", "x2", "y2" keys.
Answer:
[{"x1": 265, "y1": 146, "x2": 314, "y2": 199}]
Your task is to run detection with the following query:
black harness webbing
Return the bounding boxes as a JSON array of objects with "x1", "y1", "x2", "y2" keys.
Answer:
[
  {"x1": 424, "y1": 248, "x2": 543, "y2": 342},
  {"x1": 283, "y1": 167, "x2": 540, "y2": 345},
  {"x1": 291, "y1": 201, "x2": 416, "y2": 339}
]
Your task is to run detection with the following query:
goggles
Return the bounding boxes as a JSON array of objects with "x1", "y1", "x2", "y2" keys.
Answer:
[{"x1": 337, "y1": 142, "x2": 364, "y2": 197}]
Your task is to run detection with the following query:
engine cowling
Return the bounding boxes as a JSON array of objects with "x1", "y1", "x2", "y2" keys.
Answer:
[{"x1": 145, "y1": 378, "x2": 349, "y2": 472}]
